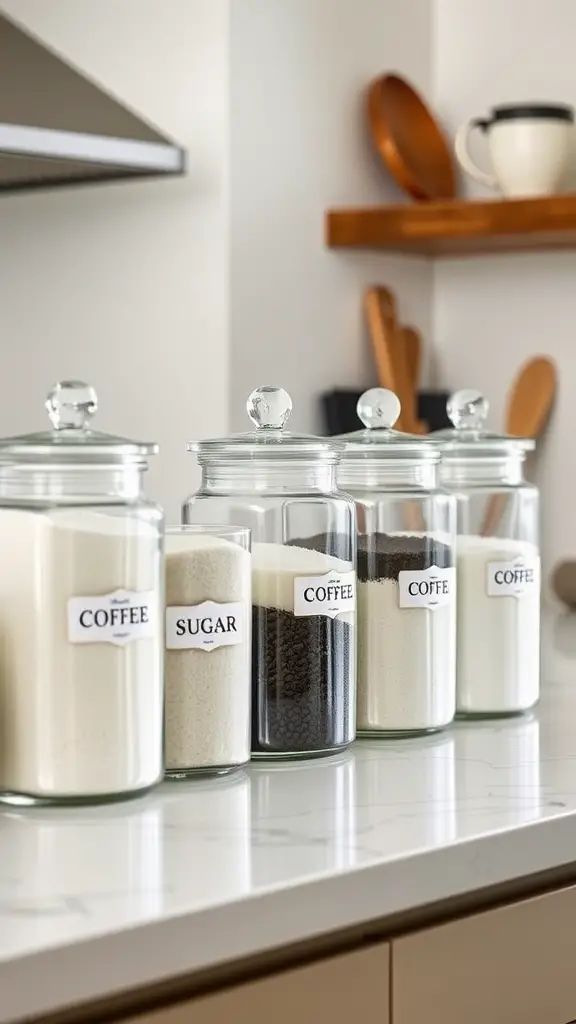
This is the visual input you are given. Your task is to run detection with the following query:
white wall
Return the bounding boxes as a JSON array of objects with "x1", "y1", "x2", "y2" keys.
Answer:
[
  {"x1": 433, "y1": 0, "x2": 576, "y2": 574},
  {"x1": 0, "y1": 0, "x2": 433, "y2": 503},
  {"x1": 4, "y1": 0, "x2": 568, "y2": 566},
  {"x1": 0, "y1": 0, "x2": 229, "y2": 521},
  {"x1": 229, "y1": 0, "x2": 433, "y2": 433}
]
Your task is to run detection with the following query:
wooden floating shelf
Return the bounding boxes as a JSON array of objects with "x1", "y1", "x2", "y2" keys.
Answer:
[{"x1": 326, "y1": 194, "x2": 576, "y2": 257}]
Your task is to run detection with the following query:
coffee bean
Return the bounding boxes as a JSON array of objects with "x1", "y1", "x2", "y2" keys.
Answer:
[{"x1": 251, "y1": 606, "x2": 353, "y2": 755}]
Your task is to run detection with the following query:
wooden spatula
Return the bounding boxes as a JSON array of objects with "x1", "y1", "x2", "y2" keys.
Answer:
[
  {"x1": 364, "y1": 287, "x2": 418, "y2": 432},
  {"x1": 481, "y1": 356, "x2": 557, "y2": 535}
]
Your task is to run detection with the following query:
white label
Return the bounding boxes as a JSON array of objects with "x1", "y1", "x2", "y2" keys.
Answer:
[
  {"x1": 68, "y1": 589, "x2": 157, "y2": 646},
  {"x1": 293, "y1": 570, "x2": 356, "y2": 619},
  {"x1": 486, "y1": 556, "x2": 540, "y2": 598},
  {"x1": 398, "y1": 565, "x2": 456, "y2": 609},
  {"x1": 165, "y1": 601, "x2": 244, "y2": 650}
]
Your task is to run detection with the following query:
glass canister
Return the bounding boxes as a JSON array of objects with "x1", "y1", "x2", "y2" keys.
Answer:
[
  {"x1": 434, "y1": 389, "x2": 540, "y2": 717},
  {"x1": 164, "y1": 524, "x2": 251, "y2": 777},
  {"x1": 0, "y1": 381, "x2": 164, "y2": 805},
  {"x1": 182, "y1": 385, "x2": 356, "y2": 759},
  {"x1": 337, "y1": 388, "x2": 457, "y2": 735}
]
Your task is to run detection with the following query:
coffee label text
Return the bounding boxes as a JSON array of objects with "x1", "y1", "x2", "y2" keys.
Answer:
[
  {"x1": 398, "y1": 565, "x2": 456, "y2": 610},
  {"x1": 294, "y1": 570, "x2": 356, "y2": 618},
  {"x1": 68, "y1": 589, "x2": 157, "y2": 646},
  {"x1": 486, "y1": 556, "x2": 540, "y2": 598}
]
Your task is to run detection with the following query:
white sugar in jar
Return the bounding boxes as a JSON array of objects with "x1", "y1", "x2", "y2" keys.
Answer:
[
  {"x1": 355, "y1": 537, "x2": 456, "y2": 734},
  {"x1": 455, "y1": 536, "x2": 540, "y2": 714},
  {"x1": 164, "y1": 526, "x2": 251, "y2": 776}
]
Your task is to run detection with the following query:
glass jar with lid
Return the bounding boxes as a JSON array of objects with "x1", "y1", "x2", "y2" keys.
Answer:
[
  {"x1": 434, "y1": 389, "x2": 540, "y2": 717},
  {"x1": 182, "y1": 385, "x2": 356, "y2": 759},
  {"x1": 337, "y1": 388, "x2": 456, "y2": 736},
  {"x1": 0, "y1": 380, "x2": 164, "y2": 806}
]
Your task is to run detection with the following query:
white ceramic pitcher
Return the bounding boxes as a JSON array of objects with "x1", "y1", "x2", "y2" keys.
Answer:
[{"x1": 455, "y1": 103, "x2": 574, "y2": 197}]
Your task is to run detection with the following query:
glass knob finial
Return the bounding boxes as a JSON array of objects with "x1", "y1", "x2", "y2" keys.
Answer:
[
  {"x1": 247, "y1": 386, "x2": 292, "y2": 429},
  {"x1": 357, "y1": 388, "x2": 401, "y2": 430},
  {"x1": 46, "y1": 380, "x2": 97, "y2": 431},
  {"x1": 447, "y1": 389, "x2": 489, "y2": 431}
]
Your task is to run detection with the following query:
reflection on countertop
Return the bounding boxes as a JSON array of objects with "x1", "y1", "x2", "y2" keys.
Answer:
[{"x1": 2, "y1": 611, "x2": 576, "y2": 1022}]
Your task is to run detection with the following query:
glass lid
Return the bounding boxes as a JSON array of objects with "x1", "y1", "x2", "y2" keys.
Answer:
[
  {"x1": 0, "y1": 381, "x2": 158, "y2": 463},
  {"x1": 190, "y1": 386, "x2": 343, "y2": 462},
  {"x1": 433, "y1": 389, "x2": 534, "y2": 457},
  {"x1": 338, "y1": 388, "x2": 439, "y2": 462}
]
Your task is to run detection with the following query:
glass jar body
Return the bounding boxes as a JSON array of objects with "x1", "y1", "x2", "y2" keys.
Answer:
[
  {"x1": 441, "y1": 461, "x2": 540, "y2": 717},
  {"x1": 182, "y1": 462, "x2": 356, "y2": 759},
  {"x1": 336, "y1": 458, "x2": 453, "y2": 737},
  {"x1": 164, "y1": 525, "x2": 252, "y2": 777},
  {"x1": 339, "y1": 471, "x2": 457, "y2": 736},
  {"x1": 0, "y1": 475, "x2": 164, "y2": 806}
]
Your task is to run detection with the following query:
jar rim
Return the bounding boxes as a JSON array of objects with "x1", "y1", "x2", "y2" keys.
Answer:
[
  {"x1": 190, "y1": 438, "x2": 342, "y2": 464},
  {"x1": 432, "y1": 436, "x2": 534, "y2": 458},
  {"x1": 0, "y1": 445, "x2": 156, "y2": 465},
  {"x1": 339, "y1": 444, "x2": 440, "y2": 465}
]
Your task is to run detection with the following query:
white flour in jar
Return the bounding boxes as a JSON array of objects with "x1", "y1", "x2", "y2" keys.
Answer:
[
  {"x1": 0, "y1": 508, "x2": 163, "y2": 798},
  {"x1": 357, "y1": 581, "x2": 456, "y2": 732},
  {"x1": 164, "y1": 533, "x2": 251, "y2": 772},
  {"x1": 455, "y1": 535, "x2": 540, "y2": 713},
  {"x1": 355, "y1": 532, "x2": 456, "y2": 734}
]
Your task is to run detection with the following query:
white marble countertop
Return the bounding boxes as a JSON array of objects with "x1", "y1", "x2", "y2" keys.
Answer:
[{"x1": 3, "y1": 613, "x2": 576, "y2": 1021}]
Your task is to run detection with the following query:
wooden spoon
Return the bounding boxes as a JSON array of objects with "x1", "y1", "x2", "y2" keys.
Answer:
[
  {"x1": 364, "y1": 285, "x2": 397, "y2": 385},
  {"x1": 403, "y1": 325, "x2": 421, "y2": 389},
  {"x1": 506, "y1": 356, "x2": 557, "y2": 438},
  {"x1": 364, "y1": 287, "x2": 418, "y2": 432},
  {"x1": 481, "y1": 356, "x2": 557, "y2": 535},
  {"x1": 399, "y1": 325, "x2": 427, "y2": 433}
]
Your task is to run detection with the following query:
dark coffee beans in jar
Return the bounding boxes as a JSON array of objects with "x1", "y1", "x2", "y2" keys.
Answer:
[
  {"x1": 251, "y1": 606, "x2": 352, "y2": 753},
  {"x1": 292, "y1": 531, "x2": 453, "y2": 579},
  {"x1": 250, "y1": 542, "x2": 356, "y2": 757},
  {"x1": 356, "y1": 532, "x2": 453, "y2": 580}
]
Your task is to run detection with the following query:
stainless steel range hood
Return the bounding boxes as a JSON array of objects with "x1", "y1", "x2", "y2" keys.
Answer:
[{"x1": 0, "y1": 10, "x2": 186, "y2": 191}]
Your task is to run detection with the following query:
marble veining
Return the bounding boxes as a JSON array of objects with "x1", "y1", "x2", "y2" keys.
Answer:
[{"x1": 1, "y1": 614, "x2": 576, "y2": 1021}]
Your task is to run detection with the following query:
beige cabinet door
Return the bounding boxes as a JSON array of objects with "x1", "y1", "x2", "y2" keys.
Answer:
[
  {"x1": 120, "y1": 944, "x2": 389, "y2": 1024},
  {"x1": 393, "y1": 884, "x2": 576, "y2": 1024}
]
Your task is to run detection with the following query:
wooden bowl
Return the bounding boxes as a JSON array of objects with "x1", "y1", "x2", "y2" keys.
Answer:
[{"x1": 367, "y1": 74, "x2": 456, "y2": 201}]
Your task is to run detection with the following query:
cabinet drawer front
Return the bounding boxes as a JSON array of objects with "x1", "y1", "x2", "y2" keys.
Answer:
[
  {"x1": 119, "y1": 944, "x2": 389, "y2": 1024},
  {"x1": 393, "y1": 885, "x2": 576, "y2": 1024}
]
